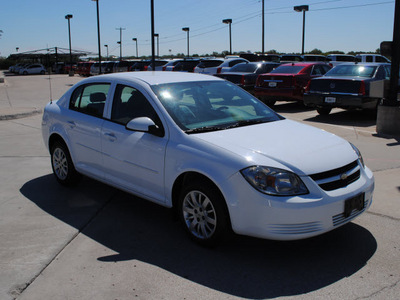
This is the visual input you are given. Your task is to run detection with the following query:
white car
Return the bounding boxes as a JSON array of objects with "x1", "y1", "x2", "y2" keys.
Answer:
[
  {"x1": 194, "y1": 57, "x2": 249, "y2": 75},
  {"x1": 19, "y1": 63, "x2": 46, "y2": 75},
  {"x1": 42, "y1": 72, "x2": 374, "y2": 246}
]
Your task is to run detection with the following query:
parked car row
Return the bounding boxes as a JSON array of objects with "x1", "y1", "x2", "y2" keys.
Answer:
[
  {"x1": 8, "y1": 63, "x2": 46, "y2": 75},
  {"x1": 215, "y1": 61, "x2": 395, "y2": 115}
]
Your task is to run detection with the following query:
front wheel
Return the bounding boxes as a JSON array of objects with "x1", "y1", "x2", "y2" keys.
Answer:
[
  {"x1": 179, "y1": 180, "x2": 230, "y2": 246},
  {"x1": 50, "y1": 141, "x2": 81, "y2": 186}
]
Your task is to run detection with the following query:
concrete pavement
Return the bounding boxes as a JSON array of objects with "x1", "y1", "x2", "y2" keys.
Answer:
[{"x1": 0, "y1": 72, "x2": 399, "y2": 300}]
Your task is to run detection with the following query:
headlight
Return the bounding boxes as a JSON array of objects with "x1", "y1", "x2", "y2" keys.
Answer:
[
  {"x1": 350, "y1": 143, "x2": 365, "y2": 168},
  {"x1": 241, "y1": 166, "x2": 309, "y2": 196}
]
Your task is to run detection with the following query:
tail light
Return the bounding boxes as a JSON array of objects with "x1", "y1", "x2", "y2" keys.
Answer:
[
  {"x1": 255, "y1": 75, "x2": 262, "y2": 87},
  {"x1": 162, "y1": 66, "x2": 166, "y2": 71},
  {"x1": 359, "y1": 81, "x2": 366, "y2": 96},
  {"x1": 292, "y1": 76, "x2": 297, "y2": 87},
  {"x1": 143, "y1": 65, "x2": 148, "y2": 71},
  {"x1": 217, "y1": 67, "x2": 222, "y2": 74},
  {"x1": 305, "y1": 80, "x2": 311, "y2": 93},
  {"x1": 241, "y1": 75, "x2": 245, "y2": 86}
]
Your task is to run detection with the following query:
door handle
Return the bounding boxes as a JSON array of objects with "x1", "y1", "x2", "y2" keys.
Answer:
[
  {"x1": 67, "y1": 121, "x2": 76, "y2": 128},
  {"x1": 103, "y1": 132, "x2": 117, "y2": 142}
]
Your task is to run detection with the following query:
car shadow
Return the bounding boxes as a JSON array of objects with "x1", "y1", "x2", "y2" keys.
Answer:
[
  {"x1": 20, "y1": 174, "x2": 377, "y2": 299},
  {"x1": 272, "y1": 102, "x2": 377, "y2": 128},
  {"x1": 272, "y1": 102, "x2": 314, "y2": 114},
  {"x1": 305, "y1": 110, "x2": 376, "y2": 128}
]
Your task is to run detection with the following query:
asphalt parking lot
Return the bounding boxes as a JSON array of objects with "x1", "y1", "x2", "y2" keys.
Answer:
[{"x1": 0, "y1": 73, "x2": 399, "y2": 300}]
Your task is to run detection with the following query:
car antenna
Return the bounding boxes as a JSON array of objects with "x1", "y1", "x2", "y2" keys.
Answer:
[{"x1": 48, "y1": 66, "x2": 53, "y2": 104}]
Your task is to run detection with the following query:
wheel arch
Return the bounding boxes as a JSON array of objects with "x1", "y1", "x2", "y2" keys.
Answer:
[
  {"x1": 48, "y1": 133, "x2": 68, "y2": 153},
  {"x1": 171, "y1": 171, "x2": 232, "y2": 228}
]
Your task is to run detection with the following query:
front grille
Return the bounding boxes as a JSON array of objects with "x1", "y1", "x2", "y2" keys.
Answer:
[{"x1": 310, "y1": 160, "x2": 360, "y2": 191}]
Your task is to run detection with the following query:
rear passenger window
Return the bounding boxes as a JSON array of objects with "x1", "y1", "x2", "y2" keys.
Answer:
[{"x1": 69, "y1": 83, "x2": 110, "y2": 118}]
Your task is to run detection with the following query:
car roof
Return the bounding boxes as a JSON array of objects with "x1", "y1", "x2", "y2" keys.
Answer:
[
  {"x1": 333, "y1": 62, "x2": 390, "y2": 67},
  {"x1": 279, "y1": 62, "x2": 327, "y2": 67},
  {"x1": 83, "y1": 71, "x2": 223, "y2": 85}
]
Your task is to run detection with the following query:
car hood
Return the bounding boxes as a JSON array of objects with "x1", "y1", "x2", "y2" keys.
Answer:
[{"x1": 193, "y1": 119, "x2": 356, "y2": 176}]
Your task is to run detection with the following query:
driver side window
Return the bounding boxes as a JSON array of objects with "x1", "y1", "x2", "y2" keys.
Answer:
[{"x1": 111, "y1": 84, "x2": 160, "y2": 126}]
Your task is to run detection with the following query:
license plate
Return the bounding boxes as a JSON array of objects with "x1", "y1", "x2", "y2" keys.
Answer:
[
  {"x1": 268, "y1": 82, "x2": 277, "y2": 87},
  {"x1": 325, "y1": 97, "x2": 336, "y2": 103},
  {"x1": 344, "y1": 193, "x2": 365, "y2": 218}
]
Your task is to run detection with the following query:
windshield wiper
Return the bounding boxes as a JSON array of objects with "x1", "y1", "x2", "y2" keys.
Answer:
[
  {"x1": 185, "y1": 126, "x2": 224, "y2": 134},
  {"x1": 225, "y1": 119, "x2": 269, "y2": 129}
]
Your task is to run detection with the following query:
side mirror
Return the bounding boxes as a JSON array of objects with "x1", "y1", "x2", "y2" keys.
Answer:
[{"x1": 126, "y1": 117, "x2": 164, "y2": 137}]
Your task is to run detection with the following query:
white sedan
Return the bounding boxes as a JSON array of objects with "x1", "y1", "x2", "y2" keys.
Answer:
[
  {"x1": 19, "y1": 63, "x2": 46, "y2": 75},
  {"x1": 41, "y1": 72, "x2": 374, "y2": 246}
]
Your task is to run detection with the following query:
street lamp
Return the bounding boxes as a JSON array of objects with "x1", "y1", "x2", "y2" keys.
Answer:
[
  {"x1": 182, "y1": 27, "x2": 190, "y2": 57},
  {"x1": 116, "y1": 27, "x2": 126, "y2": 61},
  {"x1": 16, "y1": 47, "x2": 19, "y2": 52},
  {"x1": 132, "y1": 38, "x2": 138, "y2": 58},
  {"x1": 294, "y1": 5, "x2": 309, "y2": 55},
  {"x1": 65, "y1": 14, "x2": 73, "y2": 76},
  {"x1": 154, "y1": 33, "x2": 159, "y2": 57},
  {"x1": 222, "y1": 19, "x2": 233, "y2": 55},
  {"x1": 91, "y1": 0, "x2": 102, "y2": 73},
  {"x1": 104, "y1": 44, "x2": 108, "y2": 59}
]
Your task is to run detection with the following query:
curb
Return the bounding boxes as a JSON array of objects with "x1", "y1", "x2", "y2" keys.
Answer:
[{"x1": 0, "y1": 107, "x2": 42, "y2": 121}]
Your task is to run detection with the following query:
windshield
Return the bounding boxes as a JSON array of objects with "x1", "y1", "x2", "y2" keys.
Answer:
[
  {"x1": 152, "y1": 81, "x2": 282, "y2": 133},
  {"x1": 326, "y1": 65, "x2": 377, "y2": 78}
]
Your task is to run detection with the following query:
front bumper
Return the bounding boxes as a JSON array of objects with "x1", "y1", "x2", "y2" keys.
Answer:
[{"x1": 222, "y1": 165, "x2": 374, "y2": 241}]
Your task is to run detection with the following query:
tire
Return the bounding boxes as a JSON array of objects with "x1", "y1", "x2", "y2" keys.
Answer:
[
  {"x1": 178, "y1": 180, "x2": 230, "y2": 247},
  {"x1": 264, "y1": 99, "x2": 276, "y2": 107},
  {"x1": 50, "y1": 141, "x2": 81, "y2": 186},
  {"x1": 23, "y1": 71, "x2": 28, "y2": 75},
  {"x1": 317, "y1": 107, "x2": 332, "y2": 115},
  {"x1": 40, "y1": 70, "x2": 45, "y2": 75}
]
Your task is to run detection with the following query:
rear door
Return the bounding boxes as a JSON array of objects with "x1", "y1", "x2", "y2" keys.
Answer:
[{"x1": 65, "y1": 82, "x2": 111, "y2": 178}]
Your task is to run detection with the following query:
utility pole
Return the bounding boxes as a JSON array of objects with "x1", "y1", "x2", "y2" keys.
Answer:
[
  {"x1": 116, "y1": 27, "x2": 126, "y2": 61},
  {"x1": 262, "y1": 0, "x2": 265, "y2": 55}
]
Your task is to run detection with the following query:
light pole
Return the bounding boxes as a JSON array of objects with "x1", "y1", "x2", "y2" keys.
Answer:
[
  {"x1": 154, "y1": 33, "x2": 159, "y2": 57},
  {"x1": 132, "y1": 38, "x2": 138, "y2": 58},
  {"x1": 65, "y1": 14, "x2": 73, "y2": 75},
  {"x1": 104, "y1": 44, "x2": 108, "y2": 59},
  {"x1": 92, "y1": 0, "x2": 102, "y2": 73},
  {"x1": 16, "y1": 47, "x2": 19, "y2": 52},
  {"x1": 294, "y1": 5, "x2": 309, "y2": 55},
  {"x1": 116, "y1": 27, "x2": 126, "y2": 61},
  {"x1": 222, "y1": 19, "x2": 232, "y2": 55},
  {"x1": 182, "y1": 27, "x2": 190, "y2": 57},
  {"x1": 150, "y1": 0, "x2": 155, "y2": 70}
]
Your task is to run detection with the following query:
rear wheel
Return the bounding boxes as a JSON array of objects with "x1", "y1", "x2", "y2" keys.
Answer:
[
  {"x1": 317, "y1": 107, "x2": 332, "y2": 115},
  {"x1": 50, "y1": 141, "x2": 81, "y2": 186},
  {"x1": 178, "y1": 180, "x2": 230, "y2": 247},
  {"x1": 263, "y1": 99, "x2": 276, "y2": 107}
]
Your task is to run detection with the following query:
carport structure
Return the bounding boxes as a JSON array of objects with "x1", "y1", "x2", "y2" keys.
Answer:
[{"x1": 8, "y1": 47, "x2": 92, "y2": 73}]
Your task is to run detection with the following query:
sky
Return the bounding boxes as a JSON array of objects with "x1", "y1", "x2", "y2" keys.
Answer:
[{"x1": 0, "y1": 0, "x2": 396, "y2": 58}]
